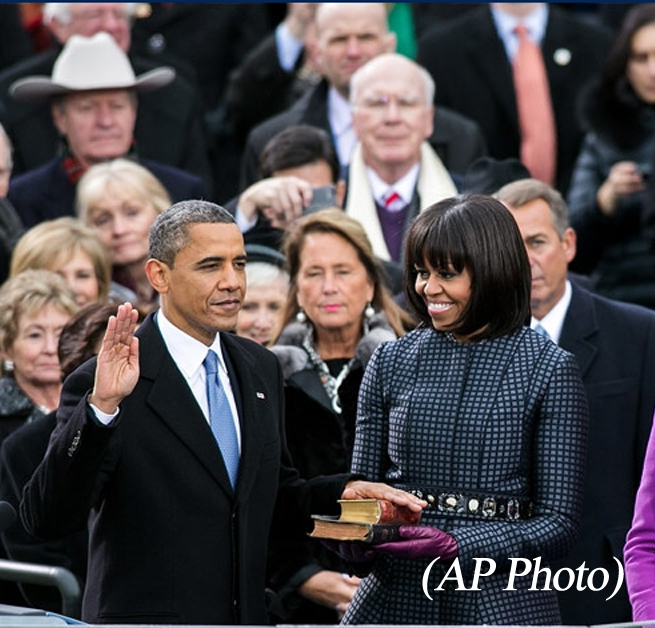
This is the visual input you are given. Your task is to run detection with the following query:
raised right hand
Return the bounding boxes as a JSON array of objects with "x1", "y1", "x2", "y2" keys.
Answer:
[{"x1": 88, "y1": 302, "x2": 139, "y2": 414}]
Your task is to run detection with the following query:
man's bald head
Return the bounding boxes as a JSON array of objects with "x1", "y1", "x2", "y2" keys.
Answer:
[
  {"x1": 351, "y1": 53, "x2": 435, "y2": 184},
  {"x1": 314, "y1": 3, "x2": 396, "y2": 98}
]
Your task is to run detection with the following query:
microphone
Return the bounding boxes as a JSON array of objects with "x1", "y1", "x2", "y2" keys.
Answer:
[{"x1": 0, "y1": 501, "x2": 16, "y2": 532}]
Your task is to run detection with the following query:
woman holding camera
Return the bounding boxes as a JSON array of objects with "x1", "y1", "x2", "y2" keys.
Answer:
[{"x1": 567, "y1": 4, "x2": 655, "y2": 308}]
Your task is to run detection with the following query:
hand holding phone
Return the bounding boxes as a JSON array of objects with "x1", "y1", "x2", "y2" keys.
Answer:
[{"x1": 305, "y1": 185, "x2": 338, "y2": 214}]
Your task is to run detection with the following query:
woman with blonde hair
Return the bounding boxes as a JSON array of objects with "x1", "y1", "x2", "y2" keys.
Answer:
[
  {"x1": 267, "y1": 208, "x2": 412, "y2": 624},
  {"x1": 0, "y1": 269, "x2": 77, "y2": 445},
  {"x1": 10, "y1": 217, "x2": 111, "y2": 307},
  {"x1": 76, "y1": 158, "x2": 171, "y2": 307}
]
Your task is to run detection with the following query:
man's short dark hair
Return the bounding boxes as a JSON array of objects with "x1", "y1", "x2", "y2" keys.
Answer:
[
  {"x1": 149, "y1": 200, "x2": 235, "y2": 267},
  {"x1": 259, "y1": 124, "x2": 340, "y2": 183},
  {"x1": 404, "y1": 195, "x2": 531, "y2": 340}
]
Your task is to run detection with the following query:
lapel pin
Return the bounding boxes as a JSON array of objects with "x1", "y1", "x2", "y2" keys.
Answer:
[
  {"x1": 256, "y1": 392, "x2": 265, "y2": 399},
  {"x1": 554, "y1": 48, "x2": 571, "y2": 66}
]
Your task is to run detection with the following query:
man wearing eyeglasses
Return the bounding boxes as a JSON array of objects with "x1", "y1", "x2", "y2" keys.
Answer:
[
  {"x1": 0, "y1": 2, "x2": 213, "y2": 196},
  {"x1": 241, "y1": 3, "x2": 487, "y2": 193},
  {"x1": 345, "y1": 53, "x2": 458, "y2": 264}
]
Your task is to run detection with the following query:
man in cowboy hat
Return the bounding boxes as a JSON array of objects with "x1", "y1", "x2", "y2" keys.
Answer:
[
  {"x1": 0, "y1": 3, "x2": 213, "y2": 194},
  {"x1": 7, "y1": 32, "x2": 205, "y2": 229}
]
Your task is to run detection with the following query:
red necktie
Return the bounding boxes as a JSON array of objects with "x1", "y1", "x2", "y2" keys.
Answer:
[
  {"x1": 384, "y1": 191, "x2": 401, "y2": 210},
  {"x1": 512, "y1": 24, "x2": 557, "y2": 185}
]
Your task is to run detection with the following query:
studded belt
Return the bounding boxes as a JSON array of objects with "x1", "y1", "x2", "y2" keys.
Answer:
[{"x1": 394, "y1": 486, "x2": 533, "y2": 521}]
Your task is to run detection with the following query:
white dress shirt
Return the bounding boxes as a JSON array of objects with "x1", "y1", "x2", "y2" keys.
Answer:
[
  {"x1": 275, "y1": 21, "x2": 304, "y2": 72},
  {"x1": 91, "y1": 310, "x2": 241, "y2": 452},
  {"x1": 530, "y1": 279, "x2": 572, "y2": 345},
  {"x1": 490, "y1": 3, "x2": 549, "y2": 62},
  {"x1": 366, "y1": 162, "x2": 420, "y2": 211},
  {"x1": 328, "y1": 86, "x2": 356, "y2": 167}
]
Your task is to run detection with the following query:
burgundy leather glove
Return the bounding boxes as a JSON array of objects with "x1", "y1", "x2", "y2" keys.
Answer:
[{"x1": 374, "y1": 525, "x2": 458, "y2": 560}]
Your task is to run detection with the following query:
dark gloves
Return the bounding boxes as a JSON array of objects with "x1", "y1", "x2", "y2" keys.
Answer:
[
  {"x1": 320, "y1": 539, "x2": 377, "y2": 577},
  {"x1": 320, "y1": 539, "x2": 376, "y2": 564},
  {"x1": 374, "y1": 525, "x2": 458, "y2": 560}
]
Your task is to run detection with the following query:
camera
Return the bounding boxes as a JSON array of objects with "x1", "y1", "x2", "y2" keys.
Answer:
[
  {"x1": 639, "y1": 165, "x2": 652, "y2": 182},
  {"x1": 305, "y1": 185, "x2": 338, "y2": 214}
]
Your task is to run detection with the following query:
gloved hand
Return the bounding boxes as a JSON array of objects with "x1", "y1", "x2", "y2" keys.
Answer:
[
  {"x1": 374, "y1": 525, "x2": 458, "y2": 560},
  {"x1": 320, "y1": 539, "x2": 376, "y2": 564}
]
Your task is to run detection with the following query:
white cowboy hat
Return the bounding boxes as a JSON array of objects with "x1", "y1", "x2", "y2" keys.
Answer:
[{"x1": 10, "y1": 32, "x2": 175, "y2": 101}]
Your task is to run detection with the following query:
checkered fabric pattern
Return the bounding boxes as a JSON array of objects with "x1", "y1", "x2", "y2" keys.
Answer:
[{"x1": 343, "y1": 327, "x2": 589, "y2": 625}]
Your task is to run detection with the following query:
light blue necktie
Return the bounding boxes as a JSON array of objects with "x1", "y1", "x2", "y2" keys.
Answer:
[
  {"x1": 534, "y1": 324, "x2": 551, "y2": 341},
  {"x1": 204, "y1": 349, "x2": 239, "y2": 488}
]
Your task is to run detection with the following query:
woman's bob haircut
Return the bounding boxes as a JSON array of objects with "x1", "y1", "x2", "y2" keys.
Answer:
[{"x1": 404, "y1": 194, "x2": 531, "y2": 340}]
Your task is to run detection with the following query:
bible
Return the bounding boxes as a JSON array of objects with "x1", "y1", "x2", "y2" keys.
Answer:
[{"x1": 309, "y1": 498, "x2": 421, "y2": 543}]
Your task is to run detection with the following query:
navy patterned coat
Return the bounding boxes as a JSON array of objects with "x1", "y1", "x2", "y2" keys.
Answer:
[{"x1": 343, "y1": 326, "x2": 589, "y2": 625}]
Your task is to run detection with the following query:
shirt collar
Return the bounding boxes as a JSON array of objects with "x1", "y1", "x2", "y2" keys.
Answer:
[
  {"x1": 530, "y1": 279, "x2": 571, "y2": 344},
  {"x1": 155, "y1": 309, "x2": 228, "y2": 379},
  {"x1": 491, "y1": 3, "x2": 549, "y2": 60},
  {"x1": 366, "y1": 162, "x2": 420, "y2": 207},
  {"x1": 328, "y1": 86, "x2": 353, "y2": 136}
]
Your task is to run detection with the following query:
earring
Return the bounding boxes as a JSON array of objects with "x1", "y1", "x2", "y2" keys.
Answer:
[
  {"x1": 364, "y1": 302, "x2": 375, "y2": 319},
  {"x1": 296, "y1": 309, "x2": 307, "y2": 324},
  {"x1": 2, "y1": 360, "x2": 13, "y2": 373}
]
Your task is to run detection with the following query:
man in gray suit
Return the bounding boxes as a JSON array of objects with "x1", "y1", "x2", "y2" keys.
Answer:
[{"x1": 496, "y1": 178, "x2": 655, "y2": 624}]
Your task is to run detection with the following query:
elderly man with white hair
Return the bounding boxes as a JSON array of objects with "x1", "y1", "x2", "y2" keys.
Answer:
[
  {"x1": 241, "y1": 3, "x2": 486, "y2": 190},
  {"x1": 7, "y1": 33, "x2": 205, "y2": 229},
  {"x1": 345, "y1": 53, "x2": 458, "y2": 264},
  {"x1": 0, "y1": 123, "x2": 24, "y2": 284},
  {"x1": 0, "y1": 3, "x2": 212, "y2": 193}
]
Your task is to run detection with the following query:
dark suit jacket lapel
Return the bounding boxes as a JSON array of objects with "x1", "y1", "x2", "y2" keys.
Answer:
[
  {"x1": 220, "y1": 333, "x2": 267, "y2": 503},
  {"x1": 44, "y1": 160, "x2": 76, "y2": 222},
  {"x1": 559, "y1": 283, "x2": 599, "y2": 377},
  {"x1": 467, "y1": 8, "x2": 518, "y2": 126},
  {"x1": 296, "y1": 81, "x2": 332, "y2": 139},
  {"x1": 137, "y1": 316, "x2": 235, "y2": 497},
  {"x1": 542, "y1": 6, "x2": 576, "y2": 120}
]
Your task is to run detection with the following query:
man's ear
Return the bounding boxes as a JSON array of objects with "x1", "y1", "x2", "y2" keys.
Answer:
[
  {"x1": 145, "y1": 259, "x2": 170, "y2": 295},
  {"x1": 384, "y1": 32, "x2": 397, "y2": 53},
  {"x1": 562, "y1": 227, "x2": 577, "y2": 264},
  {"x1": 424, "y1": 104, "x2": 435, "y2": 139},
  {"x1": 48, "y1": 18, "x2": 69, "y2": 45},
  {"x1": 51, "y1": 101, "x2": 66, "y2": 136}
]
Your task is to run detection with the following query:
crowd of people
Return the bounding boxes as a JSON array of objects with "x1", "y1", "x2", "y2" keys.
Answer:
[{"x1": 0, "y1": 2, "x2": 655, "y2": 627}]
